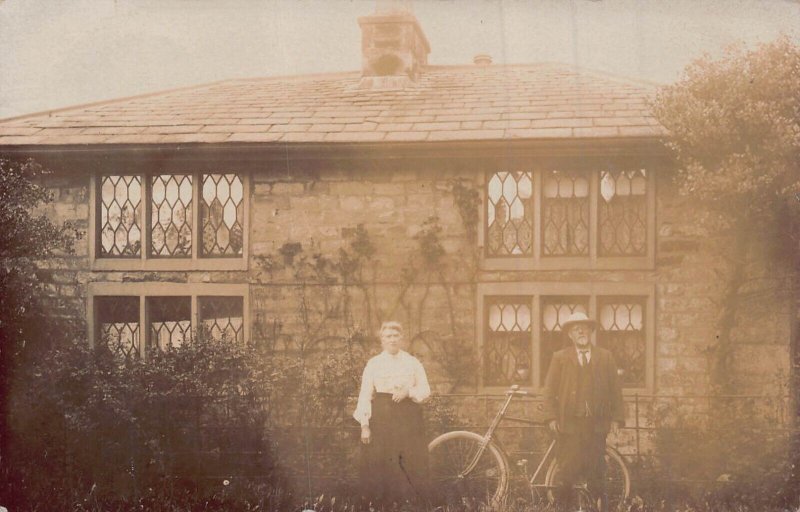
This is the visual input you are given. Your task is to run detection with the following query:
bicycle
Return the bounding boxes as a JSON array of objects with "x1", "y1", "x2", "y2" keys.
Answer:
[{"x1": 427, "y1": 385, "x2": 630, "y2": 511}]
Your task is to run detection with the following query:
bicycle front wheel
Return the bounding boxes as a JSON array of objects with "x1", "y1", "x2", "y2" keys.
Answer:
[
  {"x1": 544, "y1": 446, "x2": 630, "y2": 511},
  {"x1": 428, "y1": 430, "x2": 509, "y2": 509}
]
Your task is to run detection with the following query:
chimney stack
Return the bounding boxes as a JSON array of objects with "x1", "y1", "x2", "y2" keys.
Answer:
[{"x1": 357, "y1": 1, "x2": 430, "y2": 89}]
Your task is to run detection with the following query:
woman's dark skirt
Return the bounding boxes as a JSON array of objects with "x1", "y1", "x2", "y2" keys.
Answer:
[{"x1": 359, "y1": 392, "x2": 429, "y2": 505}]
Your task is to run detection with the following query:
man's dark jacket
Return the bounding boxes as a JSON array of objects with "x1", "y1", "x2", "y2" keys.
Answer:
[{"x1": 542, "y1": 346, "x2": 625, "y2": 433}]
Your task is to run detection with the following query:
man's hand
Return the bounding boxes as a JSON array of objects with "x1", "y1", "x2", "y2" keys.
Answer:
[
  {"x1": 610, "y1": 421, "x2": 621, "y2": 436},
  {"x1": 392, "y1": 386, "x2": 409, "y2": 403},
  {"x1": 361, "y1": 426, "x2": 371, "y2": 444},
  {"x1": 548, "y1": 420, "x2": 560, "y2": 433}
]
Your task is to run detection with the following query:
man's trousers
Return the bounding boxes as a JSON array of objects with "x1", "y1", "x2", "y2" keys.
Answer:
[{"x1": 554, "y1": 417, "x2": 608, "y2": 511}]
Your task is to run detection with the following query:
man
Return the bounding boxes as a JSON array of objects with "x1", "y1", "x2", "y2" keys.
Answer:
[{"x1": 542, "y1": 311, "x2": 625, "y2": 511}]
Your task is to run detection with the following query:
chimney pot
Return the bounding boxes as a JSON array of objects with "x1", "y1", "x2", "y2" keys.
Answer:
[{"x1": 473, "y1": 54, "x2": 492, "y2": 66}]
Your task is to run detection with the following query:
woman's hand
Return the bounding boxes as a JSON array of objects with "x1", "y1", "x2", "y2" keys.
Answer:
[
  {"x1": 392, "y1": 386, "x2": 409, "y2": 403},
  {"x1": 548, "y1": 420, "x2": 560, "y2": 433},
  {"x1": 361, "y1": 426, "x2": 371, "y2": 444}
]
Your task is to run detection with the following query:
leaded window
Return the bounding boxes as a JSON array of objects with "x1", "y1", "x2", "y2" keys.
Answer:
[
  {"x1": 486, "y1": 172, "x2": 533, "y2": 256},
  {"x1": 540, "y1": 297, "x2": 589, "y2": 385},
  {"x1": 99, "y1": 175, "x2": 142, "y2": 257},
  {"x1": 147, "y1": 296, "x2": 191, "y2": 351},
  {"x1": 542, "y1": 171, "x2": 589, "y2": 256},
  {"x1": 479, "y1": 285, "x2": 653, "y2": 391},
  {"x1": 92, "y1": 289, "x2": 248, "y2": 360},
  {"x1": 199, "y1": 296, "x2": 244, "y2": 343},
  {"x1": 598, "y1": 297, "x2": 646, "y2": 387},
  {"x1": 95, "y1": 296, "x2": 140, "y2": 359},
  {"x1": 598, "y1": 170, "x2": 647, "y2": 256},
  {"x1": 95, "y1": 172, "x2": 246, "y2": 265},
  {"x1": 483, "y1": 169, "x2": 653, "y2": 268},
  {"x1": 201, "y1": 174, "x2": 244, "y2": 257},
  {"x1": 484, "y1": 297, "x2": 533, "y2": 386}
]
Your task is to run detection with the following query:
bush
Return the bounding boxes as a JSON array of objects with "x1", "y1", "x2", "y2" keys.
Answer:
[
  {"x1": 632, "y1": 397, "x2": 796, "y2": 511},
  {"x1": 3, "y1": 331, "x2": 283, "y2": 509}
]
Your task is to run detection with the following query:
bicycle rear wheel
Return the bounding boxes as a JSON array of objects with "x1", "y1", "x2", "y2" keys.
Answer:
[
  {"x1": 428, "y1": 430, "x2": 509, "y2": 510},
  {"x1": 544, "y1": 446, "x2": 630, "y2": 511}
]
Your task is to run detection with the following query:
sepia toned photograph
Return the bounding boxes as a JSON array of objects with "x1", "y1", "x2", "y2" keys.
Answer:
[{"x1": 0, "y1": 1, "x2": 798, "y2": 510}]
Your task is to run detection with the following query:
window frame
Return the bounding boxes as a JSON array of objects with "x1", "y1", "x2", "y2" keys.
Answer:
[
  {"x1": 479, "y1": 168, "x2": 655, "y2": 270},
  {"x1": 88, "y1": 171, "x2": 250, "y2": 271},
  {"x1": 87, "y1": 282, "x2": 250, "y2": 357},
  {"x1": 476, "y1": 281, "x2": 655, "y2": 395}
]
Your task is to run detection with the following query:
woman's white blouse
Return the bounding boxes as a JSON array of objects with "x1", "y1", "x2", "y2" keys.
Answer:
[{"x1": 353, "y1": 350, "x2": 431, "y2": 427}]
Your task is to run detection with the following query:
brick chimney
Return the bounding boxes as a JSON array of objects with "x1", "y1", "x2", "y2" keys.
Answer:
[{"x1": 357, "y1": 1, "x2": 430, "y2": 89}]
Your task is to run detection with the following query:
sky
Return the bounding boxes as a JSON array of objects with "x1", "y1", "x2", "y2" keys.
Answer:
[{"x1": 1, "y1": 0, "x2": 799, "y2": 119}]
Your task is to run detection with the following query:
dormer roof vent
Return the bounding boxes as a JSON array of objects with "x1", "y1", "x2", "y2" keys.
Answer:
[{"x1": 357, "y1": 2, "x2": 430, "y2": 90}]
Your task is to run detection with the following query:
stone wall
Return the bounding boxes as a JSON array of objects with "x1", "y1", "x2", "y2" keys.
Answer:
[{"x1": 31, "y1": 158, "x2": 794, "y2": 493}]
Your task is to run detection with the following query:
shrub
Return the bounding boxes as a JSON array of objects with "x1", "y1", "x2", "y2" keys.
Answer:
[
  {"x1": 3, "y1": 331, "x2": 283, "y2": 509},
  {"x1": 632, "y1": 397, "x2": 795, "y2": 511}
]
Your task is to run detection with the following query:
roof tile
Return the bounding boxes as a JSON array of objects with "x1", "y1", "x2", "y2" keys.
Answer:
[
  {"x1": 505, "y1": 127, "x2": 573, "y2": 139},
  {"x1": 412, "y1": 121, "x2": 460, "y2": 131},
  {"x1": 325, "y1": 131, "x2": 387, "y2": 142},
  {"x1": 0, "y1": 126, "x2": 42, "y2": 136},
  {"x1": 384, "y1": 131, "x2": 430, "y2": 142},
  {"x1": 428, "y1": 129, "x2": 505, "y2": 141}
]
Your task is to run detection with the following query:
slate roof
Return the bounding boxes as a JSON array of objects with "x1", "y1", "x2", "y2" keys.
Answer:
[{"x1": 0, "y1": 63, "x2": 665, "y2": 146}]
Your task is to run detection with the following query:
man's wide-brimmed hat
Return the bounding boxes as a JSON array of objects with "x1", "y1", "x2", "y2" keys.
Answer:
[{"x1": 562, "y1": 311, "x2": 597, "y2": 331}]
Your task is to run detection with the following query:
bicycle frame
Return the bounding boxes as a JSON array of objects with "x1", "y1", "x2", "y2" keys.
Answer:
[{"x1": 457, "y1": 386, "x2": 557, "y2": 487}]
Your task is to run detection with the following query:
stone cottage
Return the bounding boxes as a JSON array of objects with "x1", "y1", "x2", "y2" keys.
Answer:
[{"x1": 0, "y1": 7, "x2": 794, "y2": 493}]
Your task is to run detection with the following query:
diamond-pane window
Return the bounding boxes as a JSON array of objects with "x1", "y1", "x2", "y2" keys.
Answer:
[
  {"x1": 147, "y1": 296, "x2": 191, "y2": 352},
  {"x1": 99, "y1": 175, "x2": 142, "y2": 257},
  {"x1": 201, "y1": 174, "x2": 244, "y2": 257},
  {"x1": 486, "y1": 172, "x2": 533, "y2": 256},
  {"x1": 542, "y1": 171, "x2": 589, "y2": 256},
  {"x1": 95, "y1": 296, "x2": 140, "y2": 359},
  {"x1": 598, "y1": 297, "x2": 646, "y2": 387},
  {"x1": 150, "y1": 175, "x2": 192, "y2": 257},
  {"x1": 540, "y1": 297, "x2": 589, "y2": 385},
  {"x1": 199, "y1": 296, "x2": 244, "y2": 342},
  {"x1": 599, "y1": 170, "x2": 647, "y2": 256},
  {"x1": 485, "y1": 297, "x2": 532, "y2": 386}
]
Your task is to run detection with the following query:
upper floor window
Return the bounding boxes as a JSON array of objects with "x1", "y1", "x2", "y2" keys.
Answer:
[
  {"x1": 478, "y1": 282, "x2": 654, "y2": 393},
  {"x1": 483, "y1": 169, "x2": 654, "y2": 270},
  {"x1": 91, "y1": 172, "x2": 248, "y2": 271}
]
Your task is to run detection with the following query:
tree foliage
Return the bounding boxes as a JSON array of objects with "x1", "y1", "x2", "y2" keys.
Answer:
[
  {"x1": 652, "y1": 37, "x2": 800, "y2": 238},
  {"x1": 0, "y1": 158, "x2": 79, "y2": 351},
  {"x1": 0, "y1": 158, "x2": 80, "y2": 485}
]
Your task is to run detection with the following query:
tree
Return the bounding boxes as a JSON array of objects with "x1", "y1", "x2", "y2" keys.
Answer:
[
  {"x1": 652, "y1": 37, "x2": 800, "y2": 504},
  {"x1": 0, "y1": 157, "x2": 78, "y2": 476},
  {"x1": 652, "y1": 37, "x2": 800, "y2": 392}
]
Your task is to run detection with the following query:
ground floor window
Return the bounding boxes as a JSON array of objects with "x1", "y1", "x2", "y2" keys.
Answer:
[
  {"x1": 478, "y1": 281, "x2": 654, "y2": 393},
  {"x1": 88, "y1": 282, "x2": 249, "y2": 360}
]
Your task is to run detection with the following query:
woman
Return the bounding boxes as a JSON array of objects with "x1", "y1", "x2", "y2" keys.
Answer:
[{"x1": 353, "y1": 321, "x2": 431, "y2": 506}]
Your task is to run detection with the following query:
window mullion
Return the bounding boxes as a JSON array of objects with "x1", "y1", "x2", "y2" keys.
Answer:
[
  {"x1": 531, "y1": 295, "x2": 540, "y2": 389},
  {"x1": 191, "y1": 294, "x2": 199, "y2": 342},
  {"x1": 193, "y1": 172, "x2": 200, "y2": 260},
  {"x1": 533, "y1": 169, "x2": 542, "y2": 263},
  {"x1": 139, "y1": 295, "x2": 147, "y2": 360},
  {"x1": 589, "y1": 170, "x2": 598, "y2": 264},
  {"x1": 142, "y1": 173, "x2": 150, "y2": 262}
]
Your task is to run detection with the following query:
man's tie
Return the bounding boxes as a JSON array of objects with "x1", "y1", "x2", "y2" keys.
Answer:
[{"x1": 579, "y1": 350, "x2": 589, "y2": 367}]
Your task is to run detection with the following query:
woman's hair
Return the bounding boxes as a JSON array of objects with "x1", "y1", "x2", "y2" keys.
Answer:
[{"x1": 378, "y1": 320, "x2": 403, "y2": 337}]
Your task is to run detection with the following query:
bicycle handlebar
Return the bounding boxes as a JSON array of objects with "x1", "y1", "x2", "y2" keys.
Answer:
[{"x1": 506, "y1": 384, "x2": 529, "y2": 396}]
